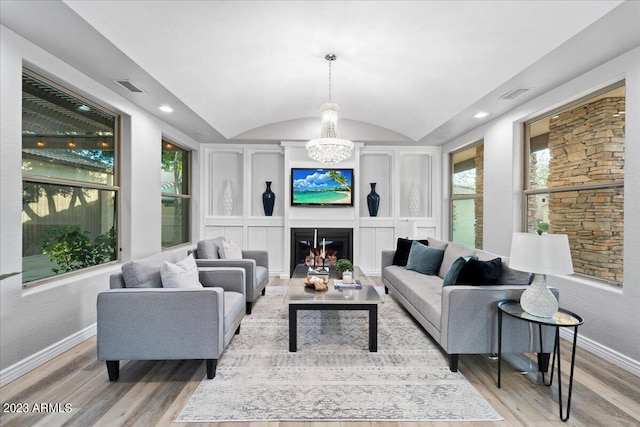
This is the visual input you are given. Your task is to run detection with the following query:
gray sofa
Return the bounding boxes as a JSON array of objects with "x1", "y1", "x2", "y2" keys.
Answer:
[
  {"x1": 382, "y1": 237, "x2": 557, "y2": 372},
  {"x1": 97, "y1": 251, "x2": 246, "y2": 381},
  {"x1": 191, "y1": 237, "x2": 269, "y2": 314}
]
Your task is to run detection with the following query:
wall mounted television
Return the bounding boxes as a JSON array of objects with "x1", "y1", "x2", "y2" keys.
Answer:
[{"x1": 291, "y1": 168, "x2": 353, "y2": 206}]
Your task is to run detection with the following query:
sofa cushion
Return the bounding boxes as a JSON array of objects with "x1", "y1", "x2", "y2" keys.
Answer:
[
  {"x1": 122, "y1": 252, "x2": 179, "y2": 288},
  {"x1": 161, "y1": 254, "x2": 203, "y2": 288},
  {"x1": 392, "y1": 238, "x2": 429, "y2": 266},
  {"x1": 439, "y1": 242, "x2": 476, "y2": 279},
  {"x1": 223, "y1": 291, "x2": 245, "y2": 335},
  {"x1": 197, "y1": 236, "x2": 226, "y2": 259},
  {"x1": 406, "y1": 241, "x2": 444, "y2": 275},
  {"x1": 384, "y1": 265, "x2": 443, "y2": 330},
  {"x1": 255, "y1": 266, "x2": 269, "y2": 287},
  {"x1": 456, "y1": 257, "x2": 503, "y2": 285},
  {"x1": 427, "y1": 237, "x2": 449, "y2": 251},
  {"x1": 443, "y1": 255, "x2": 477, "y2": 286},
  {"x1": 219, "y1": 240, "x2": 243, "y2": 259}
]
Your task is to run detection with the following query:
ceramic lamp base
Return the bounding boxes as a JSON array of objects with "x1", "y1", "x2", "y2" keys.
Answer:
[{"x1": 520, "y1": 274, "x2": 558, "y2": 318}]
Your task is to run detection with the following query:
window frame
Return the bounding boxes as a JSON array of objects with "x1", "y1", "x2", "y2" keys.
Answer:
[
  {"x1": 449, "y1": 140, "x2": 484, "y2": 249},
  {"x1": 522, "y1": 80, "x2": 625, "y2": 287},
  {"x1": 21, "y1": 68, "x2": 121, "y2": 287},
  {"x1": 161, "y1": 137, "x2": 192, "y2": 249}
]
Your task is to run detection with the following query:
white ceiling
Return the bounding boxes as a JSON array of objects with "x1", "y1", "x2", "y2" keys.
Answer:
[{"x1": 2, "y1": 1, "x2": 639, "y2": 145}]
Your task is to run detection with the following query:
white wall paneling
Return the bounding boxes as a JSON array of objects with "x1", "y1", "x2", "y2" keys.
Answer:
[
  {"x1": 359, "y1": 151, "x2": 393, "y2": 218},
  {"x1": 358, "y1": 226, "x2": 395, "y2": 275}
]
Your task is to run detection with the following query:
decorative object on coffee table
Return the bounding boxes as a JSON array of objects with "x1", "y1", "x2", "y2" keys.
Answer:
[
  {"x1": 222, "y1": 180, "x2": 233, "y2": 215},
  {"x1": 335, "y1": 258, "x2": 353, "y2": 279},
  {"x1": 367, "y1": 182, "x2": 380, "y2": 216},
  {"x1": 262, "y1": 181, "x2": 275, "y2": 216},
  {"x1": 508, "y1": 232, "x2": 574, "y2": 317},
  {"x1": 304, "y1": 275, "x2": 328, "y2": 291}
]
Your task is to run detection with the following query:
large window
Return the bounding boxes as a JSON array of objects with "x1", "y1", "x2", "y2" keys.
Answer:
[
  {"x1": 22, "y1": 69, "x2": 119, "y2": 284},
  {"x1": 161, "y1": 139, "x2": 190, "y2": 248},
  {"x1": 450, "y1": 142, "x2": 483, "y2": 249},
  {"x1": 525, "y1": 82, "x2": 625, "y2": 285}
]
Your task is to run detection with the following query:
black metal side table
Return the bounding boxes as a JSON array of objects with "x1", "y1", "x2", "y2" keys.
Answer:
[{"x1": 497, "y1": 300, "x2": 584, "y2": 422}]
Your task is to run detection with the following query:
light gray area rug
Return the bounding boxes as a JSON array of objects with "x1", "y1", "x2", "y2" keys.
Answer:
[{"x1": 177, "y1": 286, "x2": 501, "y2": 422}]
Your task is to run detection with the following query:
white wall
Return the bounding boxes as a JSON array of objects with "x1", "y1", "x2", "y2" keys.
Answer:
[
  {"x1": 0, "y1": 25, "x2": 201, "y2": 383},
  {"x1": 442, "y1": 46, "x2": 640, "y2": 371}
]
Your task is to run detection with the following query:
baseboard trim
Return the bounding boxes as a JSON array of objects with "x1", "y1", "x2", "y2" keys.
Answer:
[
  {"x1": 560, "y1": 329, "x2": 640, "y2": 377},
  {"x1": 0, "y1": 324, "x2": 96, "y2": 387}
]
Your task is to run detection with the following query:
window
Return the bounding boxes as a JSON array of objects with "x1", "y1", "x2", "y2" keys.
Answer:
[
  {"x1": 161, "y1": 139, "x2": 190, "y2": 248},
  {"x1": 450, "y1": 142, "x2": 483, "y2": 249},
  {"x1": 524, "y1": 82, "x2": 625, "y2": 285},
  {"x1": 22, "y1": 69, "x2": 119, "y2": 284}
]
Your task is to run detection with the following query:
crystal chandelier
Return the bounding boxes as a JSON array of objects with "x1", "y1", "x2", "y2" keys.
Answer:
[{"x1": 306, "y1": 54, "x2": 353, "y2": 164}]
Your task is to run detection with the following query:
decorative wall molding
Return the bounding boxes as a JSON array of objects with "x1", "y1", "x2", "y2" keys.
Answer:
[
  {"x1": 0, "y1": 324, "x2": 96, "y2": 387},
  {"x1": 560, "y1": 329, "x2": 640, "y2": 377}
]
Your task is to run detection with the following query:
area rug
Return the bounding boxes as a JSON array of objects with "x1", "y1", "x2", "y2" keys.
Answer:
[{"x1": 176, "y1": 286, "x2": 501, "y2": 422}]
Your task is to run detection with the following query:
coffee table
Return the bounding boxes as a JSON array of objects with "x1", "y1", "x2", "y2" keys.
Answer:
[{"x1": 285, "y1": 267, "x2": 381, "y2": 352}]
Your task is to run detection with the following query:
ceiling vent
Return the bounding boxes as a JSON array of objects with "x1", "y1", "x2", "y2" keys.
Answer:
[
  {"x1": 115, "y1": 79, "x2": 144, "y2": 93},
  {"x1": 499, "y1": 88, "x2": 530, "y2": 100}
]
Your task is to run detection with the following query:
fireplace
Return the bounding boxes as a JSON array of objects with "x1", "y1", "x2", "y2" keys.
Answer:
[{"x1": 290, "y1": 228, "x2": 353, "y2": 277}]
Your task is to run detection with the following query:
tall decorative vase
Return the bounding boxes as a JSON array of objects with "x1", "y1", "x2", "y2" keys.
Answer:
[
  {"x1": 367, "y1": 183, "x2": 380, "y2": 217},
  {"x1": 262, "y1": 181, "x2": 275, "y2": 216},
  {"x1": 408, "y1": 182, "x2": 420, "y2": 217},
  {"x1": 222, "y1": 180, "x2": 233, "y2": 215}
]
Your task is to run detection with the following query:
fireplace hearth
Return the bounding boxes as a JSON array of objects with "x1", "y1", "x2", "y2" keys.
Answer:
[{"x1": 290, "y1": 228, "x2": 353, "y2": 277}]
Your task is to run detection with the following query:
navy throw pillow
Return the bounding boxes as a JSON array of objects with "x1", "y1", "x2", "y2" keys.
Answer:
[
  {"x1": 405, "y1": 240, "x2": 445, "y2": 276},
  {"x1": 455, "y1": 257, "x2": 503, "y2": 285},
  {"x1": 392, "y1": 238, "x2": 429, "y2": 266},
  {"x1": 443, "y1": 255, "x2": 477, "y2": 286}
]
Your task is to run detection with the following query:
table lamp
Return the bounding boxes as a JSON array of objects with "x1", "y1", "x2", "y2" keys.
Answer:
[
  {"x1": 508, "y1": 232, "x2": 574, "y2": 318},
  {"x1": 398, "y1": 220, "x2": 418, "y2": 239}
]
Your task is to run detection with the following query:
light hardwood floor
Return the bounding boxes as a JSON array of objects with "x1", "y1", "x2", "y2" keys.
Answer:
[{"x1": 1, "y1": 277, "x2": 639, "y2": 427}]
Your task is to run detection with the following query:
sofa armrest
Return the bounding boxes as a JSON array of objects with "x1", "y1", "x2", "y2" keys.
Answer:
[
  {"x1": 195, "y1": 259, "x2": 255, "y2": 289},
  {"x1": 242, "y1": 250, "x2": 269, "y2": 269},
  {"x1": 381, "y1": 250, "x2": 395, "y2": 276},
  {"x1": 441, "y1": 285, "x2": 558, "y2": 354},
  {"x1": 199, "y1": 267, "x2": 245, "y2": 296},
  {"x1": 97, "y1": 287, "x2": 224, "y2": 360}
]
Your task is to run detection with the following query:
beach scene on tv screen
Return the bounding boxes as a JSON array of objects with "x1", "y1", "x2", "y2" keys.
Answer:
[{"x1": 292, "y1": 169, "x2": 352, "y2": 205}]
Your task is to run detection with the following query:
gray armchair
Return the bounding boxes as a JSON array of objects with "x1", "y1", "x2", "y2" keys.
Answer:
[
  {"x1": 191, "y1": 237, "x2": 269, "y2": 314},
  {"x1": 97, "y1": 258, "x2": 246, "y2": 381}
]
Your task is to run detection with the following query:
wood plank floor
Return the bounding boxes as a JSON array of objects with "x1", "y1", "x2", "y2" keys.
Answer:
[{"x1": 1, "y1": 277, "x2": 639, "y2": 427}]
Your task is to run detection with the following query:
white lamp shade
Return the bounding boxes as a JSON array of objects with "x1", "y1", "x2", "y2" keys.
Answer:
[
  {"x1": 509, "y1": 232, "x2": 574, "y2": 275},
  {"x1": 397, "y1": 220, "x2": 418, "y2": 239}
]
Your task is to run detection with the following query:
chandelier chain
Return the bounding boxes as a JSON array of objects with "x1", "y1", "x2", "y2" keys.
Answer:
[{"x1": 328, "y1": 58, "x2": 332, "y2": 103}]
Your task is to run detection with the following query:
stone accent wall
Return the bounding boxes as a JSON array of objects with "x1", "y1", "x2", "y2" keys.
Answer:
[
  {"x1": 546, "y1": 97, "x2": 625, "y2": 282},
  {"x1": 474, "y1": 144, "x2": 484, "y2": 249}
]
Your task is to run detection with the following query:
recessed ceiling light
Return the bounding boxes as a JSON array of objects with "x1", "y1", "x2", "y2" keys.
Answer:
[
  {"x1": 474, "y1": 111, "x2": 489, "y2": 119},
  {"x1": 159, "y1": 105, "x2": 174, "y2": 113}
]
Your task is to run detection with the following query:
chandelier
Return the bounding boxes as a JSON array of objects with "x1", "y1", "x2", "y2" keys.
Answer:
[{"x1": 306, "y1": 54, "x2": 353, "y2": 164}]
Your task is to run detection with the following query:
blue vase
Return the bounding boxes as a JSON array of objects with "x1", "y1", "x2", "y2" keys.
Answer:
[
  {"x1": 367, "y1": 183, "x2": 380, "y2": 217},
  {"x1": 262, "y1": 181, "x2": 275, "y2": 216}
]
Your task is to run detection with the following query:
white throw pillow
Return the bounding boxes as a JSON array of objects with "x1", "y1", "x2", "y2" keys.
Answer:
[
  {"x1": 160, "y1": 254, "x2": 203, "y2": 288},
  {"x1": 218, "y1": 240, "x2": 243, "y2": 260}
]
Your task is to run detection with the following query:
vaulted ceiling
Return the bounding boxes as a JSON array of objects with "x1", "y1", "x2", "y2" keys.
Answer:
[{"x1": 2, "y1": 1, "x2": 638, "y2": 145}]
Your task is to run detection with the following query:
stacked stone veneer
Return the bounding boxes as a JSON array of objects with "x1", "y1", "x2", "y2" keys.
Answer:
[
  {"x1": 474, "y1": 144, "x2": 484, "y2": 249},
  {"x1": 546, "y1": 97, "x2": 625, "y2": 283}
]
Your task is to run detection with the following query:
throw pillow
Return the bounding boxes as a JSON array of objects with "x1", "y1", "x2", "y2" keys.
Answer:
[
  {"x1": 443, "y1": 255, "x2": 477, "y2": 286},
  {"x1": 160, "y1": 254, "x2": 203, "y2": 288},
  {"x1": 197, "y1": 236, "x2": 225, "y2": 259},
  {"x1": 218, "y1": 240, "x2": 243, "y2": 260},
  {"x1": 405, "y1": 240, "x2": 445, "y2": 276},
  {"x1": 455, "y1": 257, "x2": 503, "y2": 285},
  {"x1": 392, "y1": 237, "x2": 429, "y2": 266},
  {"x1": 121, "y1": 256, "x2": 166, "y2": 288}
]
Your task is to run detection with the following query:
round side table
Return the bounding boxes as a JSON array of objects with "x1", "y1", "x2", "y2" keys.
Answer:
[{"x1": 497, "y1": 300, "x2": 584, "y2": 422}]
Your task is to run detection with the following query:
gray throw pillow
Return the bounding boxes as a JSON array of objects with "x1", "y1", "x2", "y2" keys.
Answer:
[
  {"x1": 405, "y1": 240, "x2": 444, "y2": 276},
  {"x1": 122, "y1": 260, "x2": 162, "y2": 288},
  {"x1": 197, "y1": 236, "x2": 225, "y2": 259},
  {"x1": 443, "y1": 255, "x2": 477, "y2": 286}
]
